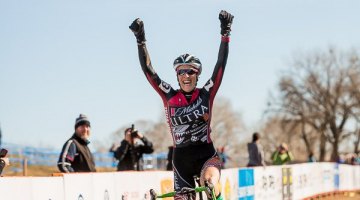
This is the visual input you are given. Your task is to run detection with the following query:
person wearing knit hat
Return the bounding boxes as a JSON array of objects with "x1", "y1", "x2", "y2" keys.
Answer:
[
  {"x1": 57, "y1": 114, "x2": 96, "y2": 173},
  {"x1": 75, "y1": 114, "x2": 91, "y2": 130}
]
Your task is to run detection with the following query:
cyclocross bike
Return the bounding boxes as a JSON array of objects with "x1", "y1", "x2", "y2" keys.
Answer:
[{"x1": 150, "y1": 176, "x2": 216, "y2": 200}]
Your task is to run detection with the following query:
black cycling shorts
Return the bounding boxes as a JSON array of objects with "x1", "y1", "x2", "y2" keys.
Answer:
[{"x1": 172, "y1": 142, "x2": 221, "y2": 192}]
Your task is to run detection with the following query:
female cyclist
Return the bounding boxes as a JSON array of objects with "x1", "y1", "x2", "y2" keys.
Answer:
[{"x1": 129, "y1": 10, "x2": 234, "y2": 200}]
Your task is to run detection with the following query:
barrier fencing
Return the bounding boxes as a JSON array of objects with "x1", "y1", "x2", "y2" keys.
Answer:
[
  {"x1": 1, "y1": 143, "x2": 360, "y2": 199},
  {"x1": 0, "y1": 162, "x2": 360, "y2": 200}
]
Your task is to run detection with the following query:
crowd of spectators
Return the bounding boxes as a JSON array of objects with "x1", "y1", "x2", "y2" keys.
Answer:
[{"x1": 3, "y1": 123, "x2": 360, "y2": 176}]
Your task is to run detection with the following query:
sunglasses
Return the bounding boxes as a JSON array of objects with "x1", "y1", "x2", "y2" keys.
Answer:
[{"x1": 177, "y1": 69, "x2": 198, "y2": 76}]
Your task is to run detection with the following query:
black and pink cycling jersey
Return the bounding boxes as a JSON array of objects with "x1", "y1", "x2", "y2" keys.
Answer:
[{"x1": 137, "y1": 36, "x2": 230, "y2": 148}]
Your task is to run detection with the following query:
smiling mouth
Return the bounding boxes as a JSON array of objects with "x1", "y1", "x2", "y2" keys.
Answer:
[{"x1": 183, "y1": 80, "x2": 191, "y2": 86}]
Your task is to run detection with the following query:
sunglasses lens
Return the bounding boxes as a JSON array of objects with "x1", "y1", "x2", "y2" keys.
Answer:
[
  {"x1": 187, "y1": 70, "x2": 196, "y2": 75},
  {"x1": 177, "y1": 69, "x2": 196, "y2": 75}
]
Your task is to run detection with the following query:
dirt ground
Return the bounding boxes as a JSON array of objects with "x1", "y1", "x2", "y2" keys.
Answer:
[{"x1": 307, "y1": 191, "x2": 360, "y2": 200}]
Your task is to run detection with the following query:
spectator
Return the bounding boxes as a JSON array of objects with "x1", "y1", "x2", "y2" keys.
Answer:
[
  {"x1": 335, "y1": 153, "x2": 345, "y2": 164},
  {"x1": 271, "y1": 143, "x2": 294, "y2": 165},
  {"x1": 166, "y1": 146, "x2": 174, "y2": 171},
  {"x1": 0, "y1": 148, "x2": 9, "y2": 176},
  {"x1": 356, "y1": 153, "x2": 360, "y2": 165},
  {"x1": 217, "y1": 146, "x2": 229, "y2": 169},
  {"x1": 308, "y1": 151, "x2": 316, "y2": 162},
  {"x1": 350, "y1": 154, "x2": 357, "y2": 165},
  {"x1": 247, "y1": 132, "x2": 266, "y2": 167},
  {"x1": 57, "y1": 114, "x2": 96, "y2": 173},
  {"x1": 0, "y1": 157, "x2": 9, "y2": 176},
  {"x1": 112, "y1": 125, "x2": 154, "y2": 171}
]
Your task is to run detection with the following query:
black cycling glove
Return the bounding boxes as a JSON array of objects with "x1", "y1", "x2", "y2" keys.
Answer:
[
  {"x1": 129, "y1": 18, "x2": 146, "y2": 45},
  {"x1": 219, "y1": 10, "x2": 234, "y2": 36}
]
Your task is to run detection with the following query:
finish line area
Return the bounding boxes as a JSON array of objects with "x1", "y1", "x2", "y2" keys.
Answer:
[{"x1": 0, "y1": 163, "x2": 359, "y2": 200}]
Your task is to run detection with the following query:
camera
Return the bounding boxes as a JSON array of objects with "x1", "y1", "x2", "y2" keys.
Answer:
[{"x1": 130, "y1": 124, "x2": 138, "y2": 138}]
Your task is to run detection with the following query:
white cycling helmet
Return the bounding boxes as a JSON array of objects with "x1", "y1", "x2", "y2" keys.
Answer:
[{"x1": 173, "y1": 54, "x2": 202, "y2": 75}]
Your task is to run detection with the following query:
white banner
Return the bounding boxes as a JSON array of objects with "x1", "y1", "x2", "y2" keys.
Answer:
[
  {"x1": 114, "y1": 171, "x2": 173, "y2": 200},
  {"x1": 319, "y1": 162, "x2": 336, "y2": 193},
  {"x1": 339, "y1": 164, "x2": 354, "y2": 191},
  {"x1": 292, "y1": 163, "x2": 321, "y2": 199},
  {"x1": 63, "y1": 173, "x2": 94, "y2": 200},
  {"x1": 92, "y1": 172, "x2": 116, "y2": 200},
  {"x1": 0, "y1": 163, "x2": 359, "y2": 200},
  {"x1": 0, "y1": 177, "x2": 32, "y2": 200},
  {"x1": 220, "y1": 168, "x2": 238, "y2": 200},
  {"x1": 353, "y1": 165, "x2": 360, "y2": 190},
  {"x1": 253, "y1": 166, "x2": 282, "y2": 200},
  {"x1": 31, "y1": 177, "x2": 64, "y2": 200}
]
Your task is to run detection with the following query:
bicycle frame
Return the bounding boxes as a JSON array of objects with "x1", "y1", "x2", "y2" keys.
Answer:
[{"x1": 150, "y1": 182, "x2": 216, "y2": 200}]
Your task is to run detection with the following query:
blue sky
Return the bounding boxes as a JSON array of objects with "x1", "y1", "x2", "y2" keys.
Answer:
[{"x1": 1, "y1": 0, "x2": 360, "y2": 149}]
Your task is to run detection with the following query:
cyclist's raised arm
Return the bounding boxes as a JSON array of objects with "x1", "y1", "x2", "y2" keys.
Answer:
[
  {"x1": 206, "y1": 10, "x2": 234, "y2": 95},
  {"x1": 129, "y1": 18, "x2": 171, "y2": 96}
]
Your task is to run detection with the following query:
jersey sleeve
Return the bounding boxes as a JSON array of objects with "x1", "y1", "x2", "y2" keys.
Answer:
[
  {"x1": 137, "y1": 44, "x2": 176, "y2": 99},
  {"x1": 139, "y1": 136, "x2": 154, "y2": 154},
  {"x1": 114, "y1": 140, "x2": 131, "y2": 162},
  {"x1": 57, "y1": 140, "x2": 76, "y2": 173},
  {"x1": 203, "y1": 36, "x2": 230, "y2": 97}
]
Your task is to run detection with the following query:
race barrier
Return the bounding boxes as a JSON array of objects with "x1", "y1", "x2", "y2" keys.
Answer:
[{"x1": 0, "y1": 162, "x2": 359, "y2": 200}]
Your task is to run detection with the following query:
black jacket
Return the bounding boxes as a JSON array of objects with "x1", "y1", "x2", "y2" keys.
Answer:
[
  {"x1": 113, "y1": 136, "x2": 154, "y2": 171},
  {"x1": 57, "y1": 134, "x2": 96, "y2": 172}
]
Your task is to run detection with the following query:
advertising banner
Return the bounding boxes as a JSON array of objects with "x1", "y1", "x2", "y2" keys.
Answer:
[
  {"x1": 253, "y1": 166, "x2": 282, "y2": 200},
  {"x1": 281, "y1": 166, "x2": 292, "y2": 200},
  {"x1": 292, "y1": 163, "x2": 323, "y2": 199},
  {"x1": 238, "y1": 168, "x2": 254, "y2": 200},
  {"x1": 31, "y1": 177, "x2": 64, "y2": 200},
  {"x1": 221, "y1": 168, "x2": 239, "y2": 200},
  {"x1": 0, "y1": 163, "x2": 359, "y2": 200},
  {"x1": 320, "y1": 162, "x2": 335, "y2": 193},
  {"x1": 339, "y1": 164, "x2": 353, "y2": 190},
  {"x1": 156, "y1": 171, "x2": 174, "y2": 200},
  {"x1": 0, "y1": 177, "x2": 32, "y2": 200},
  {"x1": 92, "y1": 172, "x2": 116, "y2": 200},
  {"x1": 114, "y1": 171, "x2": 173, "y2": 200},
  {"x1": 63, "y1": 173, "x2": 94, "y2": 200},
  {"x1": 353, "y1": 165, "x2": 360, "y2": 190}
]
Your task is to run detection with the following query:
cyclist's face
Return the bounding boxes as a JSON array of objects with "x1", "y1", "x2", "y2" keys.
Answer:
[{"x1": 177, "y1": 65, "x2": 198, "y2": 92}]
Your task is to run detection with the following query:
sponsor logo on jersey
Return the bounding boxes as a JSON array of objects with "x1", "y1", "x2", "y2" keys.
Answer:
[
  {"x1": 159, "y1": 81, "x2": 171, "y2": 93},
  {"x1": 204, "y1": 79, "x2": 214, "y2": 91},
  {"x1": 191, "y1": 136, "x2": 199, "y2": 142},
  {"x1": 170, "y1": 98, "x2": 209, "y2": 126}
]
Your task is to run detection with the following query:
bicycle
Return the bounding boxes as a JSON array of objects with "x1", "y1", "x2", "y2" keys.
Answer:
[{"x1": 150, "y1": 178, "x2": 216, "y2": 200}]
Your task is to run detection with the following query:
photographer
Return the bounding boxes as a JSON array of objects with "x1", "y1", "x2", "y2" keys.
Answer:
[
  {"x1": 112, "y1": 125, "x2": 154, "y2": 171},
  {"x1": 271, "y1": 143, "x2": 294, "y2": 165}
]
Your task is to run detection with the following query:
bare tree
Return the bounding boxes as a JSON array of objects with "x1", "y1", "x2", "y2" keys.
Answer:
[
  {"x1": 211, "y1": 97, "x2": 247, "y2": 167},
  {"x1": 260, "y1": 115, "x2": 318, "y2": 162},
  {"x1": 348, "y1": 54, "x2": 360, "y2": 153},
  {"x1": 267, "y1": 47, "x2": 360, "y2": 161}
]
